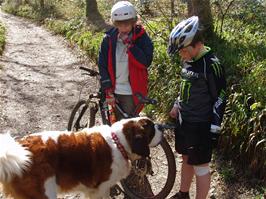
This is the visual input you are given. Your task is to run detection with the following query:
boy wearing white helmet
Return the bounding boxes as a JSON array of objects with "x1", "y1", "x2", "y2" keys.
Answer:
[
  {"x1": 168, "y1": 16, "x2": 227, "y2": 199},
  {"x1": 98, "y1": 1, "x2": 153, "y2": 119}
]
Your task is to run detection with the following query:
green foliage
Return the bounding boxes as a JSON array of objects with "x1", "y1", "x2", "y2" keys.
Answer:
[
  {"x1": 53, "y1": 0, "x2": 85, "y2": 19},
  {"x1": 15, "y1": 4, "x2": 39, "y2": 19},
  {"x1": 66, "y1": 29, "x2": 103, "y2": 64},
  {"x1": 209, "y1": 0, "x2": 266, "y2": 181},
  {"x1": 221, "y1": 89, "x2": 266, "y2": 180},
  {"x1": 97, "y1": 0, "x2": 112, "y2": 20},
  {"x1": 219, "y1": 165, "x2": 236, "y2": 183},
  {"x1": 2, "y1": 1, "x2": 19, "y2": 15},
  {"x1": 146, "y1": 34, "x2": 181, "y2": 119},
  {"x1": 77, "y1": 31, "x2": 103, "y2": 64},
  {"x1": 2, "y1": 0, "x2": 63, "y2": 21},
  {"x1": 44, "y1": 17, "x2": 103, "y2": 64},
  {"x1": 255, "y1": 187, "x2": 266, "y2": 199},
  {"x1": 243, "y1": 61, "x2": 266, "y2": 102},
  {"x1": 0, "y1": 23, "x2": 6, "y2": 55},
  {"x1": 45, "y1": 19, "x2": 69, "y2": 35}
]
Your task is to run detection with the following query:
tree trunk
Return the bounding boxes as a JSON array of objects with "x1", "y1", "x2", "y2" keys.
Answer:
[
  {"x1": 85, "y1": 0, "x2": 112, "y2": 31},
  {"x1": 169, "y1": 0, "x2": 175, "y2": 30},
  {"x1": 187, "y1": 0, "x2": 213, "y2": 37},
  {"x1": 187, "y1": 0, "x2": 193, "y2": 15},
  {"x1": 40, "y1": 0, "x2": 44, "y2": 10},
  {"x1": 86, "y1": 0, "x2": 101, "y2": 20}
]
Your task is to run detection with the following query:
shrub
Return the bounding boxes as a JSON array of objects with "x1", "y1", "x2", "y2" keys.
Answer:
[{"x1": 0, "y1": 23, "x2": 6, "y2": 55}]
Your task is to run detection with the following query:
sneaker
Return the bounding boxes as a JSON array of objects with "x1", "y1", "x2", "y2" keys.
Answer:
[{"x1": 169, "y1": 191, "x2": 190, "y2": 199}]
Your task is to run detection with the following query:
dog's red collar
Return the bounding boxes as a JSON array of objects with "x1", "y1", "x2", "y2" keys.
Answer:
[{"x1": 111, "y1": 132, "x2": 128, "y2": 160}]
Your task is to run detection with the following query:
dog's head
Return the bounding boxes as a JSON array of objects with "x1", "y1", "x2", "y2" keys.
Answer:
[{"x1": 112, "y1": 117, "x2": 163, "y2": 159}]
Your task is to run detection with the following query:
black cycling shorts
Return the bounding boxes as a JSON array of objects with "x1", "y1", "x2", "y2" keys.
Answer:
[{"x1": 174, "y1": 120, "x2": 212, "y2": 165}]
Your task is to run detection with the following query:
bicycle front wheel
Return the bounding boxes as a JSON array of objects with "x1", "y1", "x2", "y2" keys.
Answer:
[
  {"x1": 121, "y1": 138, "x2": 176, "y2": 199},
  {"x1": 67, "y1": 100, "x2": 100, "y2": 131}
]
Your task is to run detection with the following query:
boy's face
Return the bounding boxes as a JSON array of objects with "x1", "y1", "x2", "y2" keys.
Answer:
[
  {"x1": 178, "y1": 42, "x2": 202, "y2": 61},
  {"x1": 115, "y1": 20, "x2": 135, "y2": 34}
]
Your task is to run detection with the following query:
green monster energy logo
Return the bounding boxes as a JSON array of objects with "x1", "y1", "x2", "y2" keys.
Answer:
[
  {"x1": 219, "y1": 89, "x2": 226, "y2": 100},
  {"x1": 211, "y1": 62, "x2": 223, "y2": 77},
  {"x1": 180, "y1": 80, "x2": 191, "y2": 103}
]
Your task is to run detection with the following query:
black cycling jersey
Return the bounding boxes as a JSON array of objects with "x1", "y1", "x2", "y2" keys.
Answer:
[{"x1": 177, "y1": 47, "x2": 226, "y2": 126}]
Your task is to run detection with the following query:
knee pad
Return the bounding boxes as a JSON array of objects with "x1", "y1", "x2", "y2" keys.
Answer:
[{"x1": 193, "y1": 165, "x2": 210, "y2": 176}]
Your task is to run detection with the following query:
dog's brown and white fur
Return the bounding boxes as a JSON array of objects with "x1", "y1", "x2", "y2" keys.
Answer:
[{"x1": 0, "y1": 117, "x2": 162, "y2": 199}]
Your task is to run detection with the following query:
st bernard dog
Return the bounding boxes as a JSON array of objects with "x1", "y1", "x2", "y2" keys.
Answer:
[{"x1": 0, "y1": 117, "x2": 162, "y2": 199}]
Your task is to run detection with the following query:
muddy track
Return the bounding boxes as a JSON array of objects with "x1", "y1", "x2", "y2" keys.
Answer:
[
  {"x1": 0, "y1": 10, "x2": 261, "y2": 199},
  {"x1": 0, "y1": 10, "x2": 93, "y2": 199},
  {"x1": 0, "y1": 11, "x2": 89, "y2": 135}
]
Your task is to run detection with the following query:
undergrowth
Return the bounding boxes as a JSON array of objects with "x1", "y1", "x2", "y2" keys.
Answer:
[{"x1": 0, "y1": 22, "x2": 6, "y2": 55}]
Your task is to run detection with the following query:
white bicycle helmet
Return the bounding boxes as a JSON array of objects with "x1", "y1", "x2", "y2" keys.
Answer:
[
  {"x1": 111, "y1": 1, "x2": 137, "y2": 22},
  {"x1": 168, "y1": 16, "x2": 199, "y2": 54}
]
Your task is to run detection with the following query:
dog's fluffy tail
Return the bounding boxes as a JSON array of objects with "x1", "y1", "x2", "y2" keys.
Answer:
[{"x1": 0, "y1": 133, "x2": 32, "y2": 182}]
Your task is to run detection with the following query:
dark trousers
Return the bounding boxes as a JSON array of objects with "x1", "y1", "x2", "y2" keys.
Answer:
[{"x1": 114, "y1": 94, "x2": 136, "y2": 121}]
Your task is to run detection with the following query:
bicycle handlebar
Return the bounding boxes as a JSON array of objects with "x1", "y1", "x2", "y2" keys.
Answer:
[
  {"x1": 135, "y1": 93, "x2": 157, "y2": 105},
  {"x1": 156, "y1": 123, "x2": 178, "y2": 131},
  {"x1": 79, "y1": 68, "x2": 157, "y2": 106},
  {"x1": 80, "y1": 66, "x2": 99, "y2": 77}
]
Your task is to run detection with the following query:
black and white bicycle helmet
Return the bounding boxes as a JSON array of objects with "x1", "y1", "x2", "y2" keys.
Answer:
[
  {"x1": 111, "y1": 1, "x2": 137, "y2": 22},
  {"x1": 168, "y1": 16, "x2": 199, "y2": 54}
]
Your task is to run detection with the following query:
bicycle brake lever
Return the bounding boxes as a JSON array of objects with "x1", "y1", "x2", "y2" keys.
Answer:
[
  {"x1": 157, "y1": 123, "x2": 177, "y2": 131},
  {"x1": 80, "y1": 66, "x2": 99, "y2": 77},
  {"x1": 149, "y1": 99, "x2": 157, "y2": 105},
  {"x1": 81, "y1": 72, "x2": 90, "y2": 76},
  {"x1": 134, "y1": 93, "x2": 157, "y2": 105}
]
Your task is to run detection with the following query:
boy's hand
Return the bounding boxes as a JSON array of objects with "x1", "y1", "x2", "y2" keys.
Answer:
[
  {"x1": 210, "y1": 124, "x2": 221, "y2": 148},
  {"x1": 169, "y1": 106, "x2": 179, "y2": 119},
  {"x1": 105, "y1": 90, "x2": 115, "y2": 106},
  {"x1": 210, "y1": 124, "x2": 221, "y2": 133}
]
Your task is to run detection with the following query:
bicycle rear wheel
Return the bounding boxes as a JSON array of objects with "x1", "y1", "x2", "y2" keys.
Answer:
[
  {"x1": 121, "y1": 138, "x2": 176, "y2": 199},
  {"x1": 67, "y1": 100, "x2": 100, "y2": 131}
]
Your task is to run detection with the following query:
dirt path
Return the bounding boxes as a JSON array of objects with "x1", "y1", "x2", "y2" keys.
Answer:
[
  {"x1": 0, "y1": 11, "x2": 262, "y2": 199},
  {"x1": 0, "y1": 11, "x2": 87, "y2": 135},
  {"x1": 0, "y1": 11, "x2": 91, "y2": 199}
]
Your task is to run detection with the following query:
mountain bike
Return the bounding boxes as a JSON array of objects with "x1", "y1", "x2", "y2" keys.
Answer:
[{"x1": 67, "y1": 66, "x2": 177, "y2": 199}]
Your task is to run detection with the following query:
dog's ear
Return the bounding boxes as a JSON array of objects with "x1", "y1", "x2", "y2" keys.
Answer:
[
  {"x1": 131, "y1": 134, "x2": 150, "y2": 157},
  {"x1": 123, "y1": 120, "x2": 150, "y2": 157},
  {"x1": 137, "y1": 118, "x2": 155, "y2": 143}
]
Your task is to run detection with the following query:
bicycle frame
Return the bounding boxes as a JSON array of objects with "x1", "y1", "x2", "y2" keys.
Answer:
[{"x1": 72, "y1": 67, "x2": 177, "y2": 199}]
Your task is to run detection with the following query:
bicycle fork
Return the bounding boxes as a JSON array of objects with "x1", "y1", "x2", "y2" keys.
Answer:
[
  {"x1": 109, "y1": 158, "x2": 153, "y2": 198},
  {"x1": 133, "y1": 157, "x2": 154, "y2": 180},
  {"x1": 88, "y1": 102, "x2": 98, "y2": 127}
]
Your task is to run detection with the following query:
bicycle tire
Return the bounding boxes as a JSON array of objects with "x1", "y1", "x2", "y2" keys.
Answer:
[
  {"x1": 67, "y1": 100, "x2": 98, "y2": 131},
  {"x1": 121, "y1": 137, "x2": 176, "y2": 199}
]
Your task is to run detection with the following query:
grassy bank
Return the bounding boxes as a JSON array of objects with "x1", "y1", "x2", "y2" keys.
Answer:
[{"x1": 0, "y1": 22, "x2": 6, "y2": 55}]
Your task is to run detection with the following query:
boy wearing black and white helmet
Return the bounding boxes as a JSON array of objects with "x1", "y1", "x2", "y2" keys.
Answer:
[
  {"x1": 98, "y1": 1, "x2": 153, "y2": 120},
  {"x1": 168, "y1": 16, "x2": 227, "y2": 199}
]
